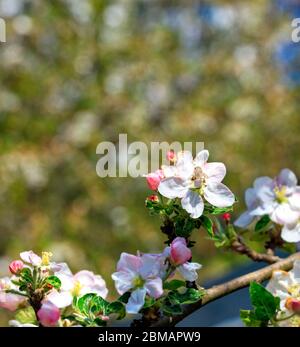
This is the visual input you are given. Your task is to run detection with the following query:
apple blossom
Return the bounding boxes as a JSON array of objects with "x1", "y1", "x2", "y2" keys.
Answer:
[
  {"x1": 145, "y1": 170, "x2": 164, "y2": 191},
  {"x1": 9, "y1": 260, "x2": 24, "y2": 274},
  {"x1": 47, "y1": 269, "x2": 108, "y2": 308},
  {"x1": 0, "y1": 277, "x2": 26, "y2": 311},
  {"x1": 281, "y1": 220, "x2": 300, "y2": 243},
  {"x1": 112, "y1": 252, "x2": 164, "y2": 314},
  {"x1": 37, "y1": 301, "x2": 60, "y2": 327},
  {"x1": 235, "y1": 169, "x2": 300, "y2": 228},
  {"x1": 266, "y1": 260, "x2": 300, "y2": 318},
  {"x1": 158, "y1": 150, "x2": 235, "y2": 218},
  {"x1": 170, "y1": 237, "x2": 191, "y2": 266}
]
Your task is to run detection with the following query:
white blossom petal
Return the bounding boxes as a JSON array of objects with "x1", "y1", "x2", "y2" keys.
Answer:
[
  {"x1": 270, "y1": 203, "x2": 300, "y2": 225},
  {"x1": 204, "y1": 182, "x2": 235, "y2": 208},
  {"x1": 178, "y1": 262, "x2": 202, "y2": 282},
  {"x1": 144, "y1": 278, "x2": 163, "y2": 299},
  {"x1": 126, "y1": 288, "x2": 147, "y2": 314},
  {"x1": 234, "y1": 211, "x2": 255, "y2": 228},
  {"x1": 46, "y1": 290, "x2": 73, "y2": 309},
  {"x1": 181, "y1": 190, "x2": 204, "y2": 218},
  {"x1": 176, "y1": 151, "x2": 194, "y2": 179},
  {"x1": 158, "y1": 177, "x2": 189, "y2": 199},
  {"x1": 111, "y1": 271, "x2": 135, "y2": 295},
  {"x1": 203, "y1": 162, "x2": 226, "y2": 183},
  {"x1": 194, "y1": 150, "x2": 209, "y2": 167},
  {"x1": 281, "y1": 223, "x2": 300, "y2": 243},
  {"x1": 278, "y1": 169, "x2": 298, "y2": 188}
]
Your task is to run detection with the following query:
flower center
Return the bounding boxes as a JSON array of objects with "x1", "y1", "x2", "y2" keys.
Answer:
[
  {"x1": 73, "y1": 280, "x2": 83, "y2": 297},
  {"x1": 42, "y1": 251, "x2": 53, "y2": 266},
  {"x1": 133, "y1": 276, "x2": 145, "y2": 289},
  {"x1": 287, "y1": 284, "x2": 300, "y2": 299},
  {"x1": 191, "y1": 167, "x2": 207, "y2": 192},
  {"x1": 274, "y1": 186, "x2": 288, "y2": 204}
]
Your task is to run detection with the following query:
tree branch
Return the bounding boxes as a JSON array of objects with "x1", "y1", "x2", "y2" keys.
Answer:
[
  {"x1": 152, "y1": 252, "x2": 300, "y2": 327},
  {"x1": 231, "y1": 237, "x2": 280, "y2": 264}
]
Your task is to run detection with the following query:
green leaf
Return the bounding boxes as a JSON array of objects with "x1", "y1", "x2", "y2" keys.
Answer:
[
  {"x1": 161, "y1": 299, "x2": 183, "y2": 316},
  {"x1": 77, "y1": 293, "x2": 109, "y2": 316},
  {"x1": 204, "y1": 205, "x2": 233, "y2": 215},
  {"x1": 19, "y1": 268, "x2": 33, "y2": 283},
  {"x1": 249, "y1": 282, "x2": 280, "y2": 321},
  {"x1": 45, "y1": 276, "x2": 61, "y2": 290},
  {"x1": 107, "y1": 301, "x2": 126, "y2": 320},
  {"x1": 143, "y1": 296, "x2": 156, "y2": 309},
  {"x1": 240, "y1": 310, "x2": 263, "y2": 327},
  {"x1": 168, "y1": 288, "x2": 205, "y2": 305},
  {"x1": 15, "y1": 307, "x2": 37, "y2": 325},
  {"x1": 200, "y1": 215, "x2": 214, "y2": 237},
  {"x1": 163, "y1": 280, "x2": 186, "y2": 291},
  {"x1": 255, "y1": 215, "x2": 271, "y2": 232},
  {"x1": 118, "y1": 292, "x2": 131, "y2": 304}
]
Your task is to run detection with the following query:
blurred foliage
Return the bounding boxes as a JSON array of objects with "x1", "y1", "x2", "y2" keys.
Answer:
[{"x1": 0, "y1": 0, "x2": 300, "y2": 325}]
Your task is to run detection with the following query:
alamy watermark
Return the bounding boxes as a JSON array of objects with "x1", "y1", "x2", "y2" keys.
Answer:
[
  {"x1": 96, "y1": 134, "x2": 204, "y2": 177},
  {"x1": 291, "y1": 18, "x2": 300, "y2": 43},
  {"x1": 0, "y1": 17, "x2": 6, "y2": 43}
]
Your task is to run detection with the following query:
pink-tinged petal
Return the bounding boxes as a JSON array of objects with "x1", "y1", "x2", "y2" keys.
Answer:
[
  {"x1": 9, "y1": 260, "x2": 24, "y2": 275},
  {"x1": 158, "y1": 177, "x2": 189, "y2": 199},
  {"x1": 270, "y1": 203, "x2": 300, "y2": 225},
  {"x1": 51, "y1": 262, "x2": 72, "y2": 276},
  {"x1": 0, "y1": 292, "x2": 26, "y2": 312},
  {"x1": 111, "y1": 271, "x2": 135, "y2": 295},
  {"x1": 74, "y1": 271, "x2": 108, "y2": 299},
  {"x1": 116, "y1": 252, "x2": 142, "y2": 272},
  {"x1": 74, "y1": 270, "x2": 95, "y2": 287},
  {"x1": 277, "y1": 169, "x2": 298, "y2": 188},
  {"x1": 175, "y1": 151, "x2": 194, "y2": 180},
  {"x1": 281, "y1": 223, "x2": 300, "y2": 243},
  {"x1": 144, "y1": 278, "x2": 163, "y2": 298},
  {"x1": 37, "y1": 301, "x2": 60, "y2": 327},
  {"x1": 203, "y1": 162, "x2": 226, "y2": 183},
  {"x1": 125, "y1": 288, "x2": 147, "y2": 314},
  {"x1": 145, "y1": 170, "x2": 164, "y2": 191},
  {"x1": 234, "y1": 211, "x2": 255, "y2": 228},
  {"x1": 249, "y1": 204, "x2": 274, "y2": 216},
  {"x1": 139, "y1": 254, "x2": 162, "y2": 279},
  {"x1": 178, "y1": 262, "x2": 202, "y2": 282},
  {"x1": 170, "y1": 237, "x2": 192, "y2": 266},
  {"x1": 46, "y1": 290, "x2": 73, "y2": 309},
  {"x1": 204, "y1": 182, "x2": 235, "y2": 208},
  {"x1": 181, "y1": 190, "x2": 204, "y2": 218},
  {"x1": 90, "y1": 275, "x2": 108, "y2": 299},
  {"x1": 194, "y1": 150, "x2": 209, "y2": 167},
  {"x1": 20, "y1": 251, "x2": 42, "y2": 266}
]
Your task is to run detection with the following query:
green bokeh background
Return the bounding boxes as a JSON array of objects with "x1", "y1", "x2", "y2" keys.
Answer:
[{"x1": 0, "y1": 0, "x2": 299, "y2": 325}]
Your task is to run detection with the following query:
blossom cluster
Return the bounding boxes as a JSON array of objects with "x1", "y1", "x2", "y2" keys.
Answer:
[
  {"x1": 0, "y1": 240, "x2": 202, "y2": 326},
  {"x1": 146, "y1": 149, "x2": 235, "y2": 219},
  {"x1": 235, "y1": 169, "x2": 300, "y2": 242}
]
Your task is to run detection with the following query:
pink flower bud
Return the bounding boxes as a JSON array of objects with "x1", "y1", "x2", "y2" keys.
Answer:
[
  {"x1": 145, "y1": 170, "x2": 164, "y2": 191},
  {"x1": 222, "y1": 213, "x2": 231, "y2": 223},
  {"x1": 146, "y1": 195, "x2": 159, "y2": 203},
  {"x1": 37, "y1": 301, "x2": 60, "y2": 327},
  {"x1": 9, "y1": 260, "x2": 24, "y2": 275},
  {"x1": 170, "y1": 237, "x2": 192, "y2": 266},
  {"x1": 100, "y1": 315, "x2": 110, "y2": 321},
  {"x1": 285, "y1": 298, "x2": 300, "y2": 313},
  {"x1": 166, "y1": 150, "x2": 176, "y2": 162}
]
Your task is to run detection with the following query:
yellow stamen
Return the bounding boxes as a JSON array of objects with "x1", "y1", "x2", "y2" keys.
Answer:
[
  {"x1": 274, "y1": 186, "x2": 288, "y2": 204},
  {"x1": 133, "y1": 276, "x2": 145, "y2": 289},
  {"x1": 73, "y1": 281, "x2": 83, "y2": 297},
  {"x1": 42, "y1": 252, "x2": 53, "y2": 266}
]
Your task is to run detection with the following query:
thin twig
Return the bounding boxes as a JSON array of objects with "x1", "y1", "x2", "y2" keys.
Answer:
[
  {"x1": 152, "y1": 252, "x2": 300, "y2": 327},
  {"x1": 231, "y1": 237, "x2": 280, "y2": 264}
]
